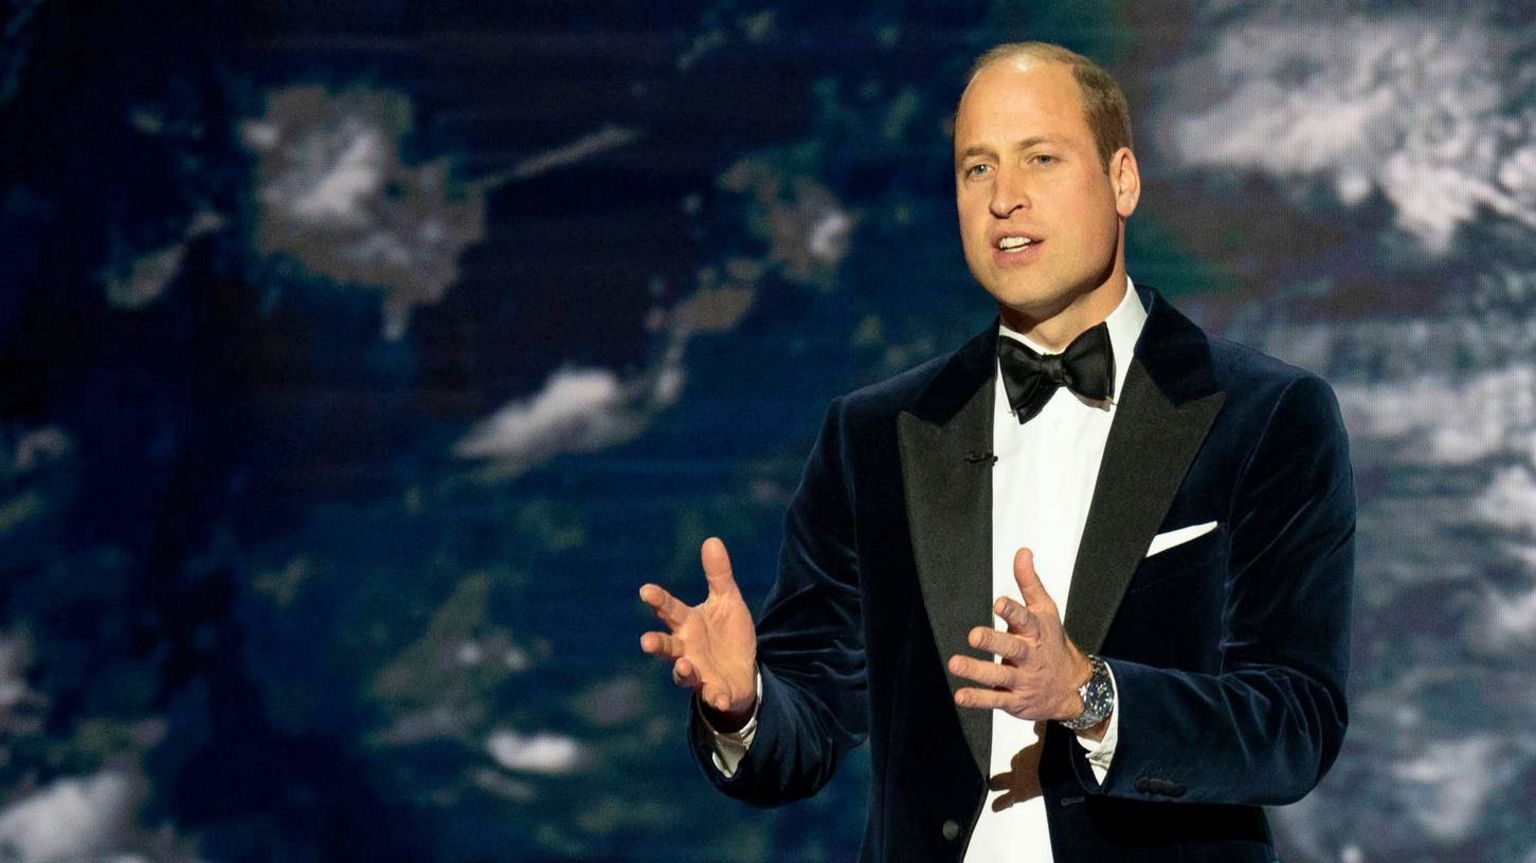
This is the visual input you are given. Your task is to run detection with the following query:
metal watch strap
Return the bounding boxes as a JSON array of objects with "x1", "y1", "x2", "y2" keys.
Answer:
[{"x1": 1060, "y1": 654, "x2": 1112, "y2": 731}]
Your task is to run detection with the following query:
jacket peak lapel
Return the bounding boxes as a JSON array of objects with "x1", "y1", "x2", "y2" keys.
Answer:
[
  {"x1": 1064, "y1": 289, "x2": 1227, "y2": 654},
  {"x1": 897, "y1": 323, "x2": 996, "y2": 779}
]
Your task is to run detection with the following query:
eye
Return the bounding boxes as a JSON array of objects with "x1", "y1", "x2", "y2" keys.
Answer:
[
  {"x1": 964, "y1": 163, "x2": 992, "y2": 178},
  {"x1": 1030, "y1": 153, "x2": 1058, "y2": 166}
]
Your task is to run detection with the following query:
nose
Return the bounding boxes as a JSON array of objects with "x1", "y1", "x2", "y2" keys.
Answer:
[{"x1": 988, "y1": 166, "x2": 1029, "y2": 218}]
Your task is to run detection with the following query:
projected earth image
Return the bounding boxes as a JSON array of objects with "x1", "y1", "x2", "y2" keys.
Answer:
[{"x1": 2, "y1": 1, "x2": 1534, "y2": 860}]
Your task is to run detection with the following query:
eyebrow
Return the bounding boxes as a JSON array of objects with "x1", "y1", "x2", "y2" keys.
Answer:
[{"x1": 955, "y1": 136, "x2": 1058, "y2": 165}]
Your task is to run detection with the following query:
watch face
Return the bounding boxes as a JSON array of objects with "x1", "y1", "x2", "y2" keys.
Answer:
[{"x1": 1063, "y1": 656, "x2": 1112, "y2": 729}]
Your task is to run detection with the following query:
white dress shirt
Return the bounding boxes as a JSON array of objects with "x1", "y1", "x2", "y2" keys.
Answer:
[
  {"x1": 703, "y1": 279, "x2": 1148, "y2": 862},
  {"x1": 963, "y1": 279, "x2": 1144, "y2": 861}
]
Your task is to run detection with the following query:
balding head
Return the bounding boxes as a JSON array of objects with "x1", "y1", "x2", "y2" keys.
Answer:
[{"x1": 962, "y1": 42, "x2": 1132, "y2": 172}]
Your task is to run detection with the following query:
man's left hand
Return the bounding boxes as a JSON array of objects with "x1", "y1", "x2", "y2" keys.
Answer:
[{"x1": 949, "y1": 547, "x2": 1095, "y2": 726}]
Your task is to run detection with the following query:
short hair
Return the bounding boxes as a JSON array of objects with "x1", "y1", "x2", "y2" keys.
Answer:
[{"x1": 965, "y1": 42, "x2": 1133, "y2": 172}]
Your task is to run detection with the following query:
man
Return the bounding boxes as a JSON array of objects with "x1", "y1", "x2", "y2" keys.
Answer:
[{"x1": 639, "y1": 41, "x2": 1353, "y2": 862}]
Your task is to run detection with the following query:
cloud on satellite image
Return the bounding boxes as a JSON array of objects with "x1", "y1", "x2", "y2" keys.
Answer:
[
  {"x1": 102, "y1": 211, "x2": 225, "y2": 310},
  {"x1": 485, "y1": 728, "x2": 588, "y2": 775},
  {"x1": 0, "y1": 772, "x2": 138, "y2": 860},
  {"x1": 1333, "y1": 363, "x2": 1536, "y2": 465},
  {"x1": 453, "y1": 316, "x2": 688, "y2": 476},
  {"x1": 0, "y1": 631, "x2": 46, "y2": 736},
  {"x1": 504, "y1": 124, "x2": 639, "y2": 183},
  {"x1": 241, "y1": 85, "x2": 488, "y2": 340},
  {"x1": 718, "y1": 155, "x2": 854, "y2": 289},
  {"x1": 0, "y1": 425, "x2": 75, "y2": 541},
  {"x1": 1163, "y1": 12, "x2": 1536, "y2": 253},
  {"x1": 1389, "y1": 734, "x2": 1520, "y2": 842},
  {"x1": 453, "y1": 366, "x2": 659, "y2": 476}
]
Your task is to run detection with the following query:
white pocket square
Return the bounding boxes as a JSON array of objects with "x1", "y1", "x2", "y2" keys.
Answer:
[{"x1": 1145, "y1": 521, "x2": 1219, "y2": 558}]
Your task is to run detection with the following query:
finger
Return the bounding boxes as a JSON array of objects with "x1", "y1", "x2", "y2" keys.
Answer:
[
  {"x1": 700, "y1": 537, "x2": 740, "y2": 599},
  {"x1": 639, "y1": 583, "x2": 690, "y2": 629},
  {"x1": 948, "y1": 654, "x2": 1012, "y2": 688},
  {"x1": 1012, "y1": 547, "x2": 1055, "y2": 613},
  {"x1": 699, "y1": 673, "x2": 745, "y2": 714},
  {"x1": 640, "y1": 631, "x2": 682, "y2": 660},
  {"x1": 969, "y1": 625, "x2": 1028, "y2": 661},
  {"x1": 700, "y1": 684, "x2": 735, "y2": 714},
  {"x1": 673, "y1": 657, "x2": 702, "y2": 690},
  {"x1": 993, "y1": 597, "x2": 1038, "y2": 639},
  {"x1": 954, "y1": 687, "x2": 1018, "y2": 711}
]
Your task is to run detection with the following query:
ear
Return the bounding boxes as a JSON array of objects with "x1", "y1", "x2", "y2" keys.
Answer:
[{"x1": 1109, "y1": 146, "x2": 1140, "y2": 219}]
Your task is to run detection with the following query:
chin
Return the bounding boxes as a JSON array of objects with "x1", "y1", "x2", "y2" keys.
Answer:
[{"x1": 987, "y1": 284, "x2": 1061, "y2": 316}]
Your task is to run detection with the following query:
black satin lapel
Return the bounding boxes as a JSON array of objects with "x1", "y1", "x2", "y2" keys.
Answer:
[
  {"x1": 1063, "y1": 358, "x2": 1226, "y2": 654},
  {"x1": 897, "y1": 379, "x2": 994, "y2": 778}
]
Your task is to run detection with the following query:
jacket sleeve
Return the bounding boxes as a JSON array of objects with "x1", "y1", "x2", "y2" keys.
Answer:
[
  {"x1": 688, "y1": 397, "x2": 869, "y2": 806},
  {"x1": 1069, "y1": 373, "x2": 1355, "y2": 805}
]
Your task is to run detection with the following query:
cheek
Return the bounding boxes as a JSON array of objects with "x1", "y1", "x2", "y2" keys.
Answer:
[
  {"x1": 956, "y1": 212, "x2": 987, "y2": 248},
  {"x1": 1066, "y1": 189, "x2": 1118, "y2": 246},
  {"x1": 956, "y1": 189, "x2": 982, "y2": 218}
]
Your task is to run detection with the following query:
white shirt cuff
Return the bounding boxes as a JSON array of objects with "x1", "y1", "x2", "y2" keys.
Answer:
[
  {"x1": 698, "y1": 670, "x2": 763, "y2": 778},
  {"x1": 1073, "y1": 663, "x2": 1119, "y2": 784}
]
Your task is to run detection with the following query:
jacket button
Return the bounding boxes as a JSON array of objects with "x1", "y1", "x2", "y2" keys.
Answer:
[
  {"x1": 941, "y1": 820, "x2": 960, "y2": 841},
  {"x1": 1135, "y1": 777, "x2": 1151, "y2": 793}
]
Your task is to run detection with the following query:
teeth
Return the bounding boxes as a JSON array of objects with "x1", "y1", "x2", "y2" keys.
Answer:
[{"x1": 997, "y1": 236, "x2": 1033, "y2": 250}]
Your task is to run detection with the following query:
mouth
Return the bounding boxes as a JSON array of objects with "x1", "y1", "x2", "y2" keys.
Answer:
[{"x1": 992, "y1": 234, "x2": 1042, "y2": 257}]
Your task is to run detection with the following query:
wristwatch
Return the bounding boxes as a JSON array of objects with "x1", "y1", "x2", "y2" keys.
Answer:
[{"x1": 1060, "y1": 654, "x2": 1113, "y2": 731}]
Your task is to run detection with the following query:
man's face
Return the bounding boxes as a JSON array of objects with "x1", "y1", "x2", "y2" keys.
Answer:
[{"x1": 953, "y1": 58, "x2": 1137, "y2": 342}]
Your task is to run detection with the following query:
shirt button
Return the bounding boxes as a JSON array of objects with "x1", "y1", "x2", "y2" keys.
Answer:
[{"x1": 941, "y1": 819, "x2": 960, "y2": 841}]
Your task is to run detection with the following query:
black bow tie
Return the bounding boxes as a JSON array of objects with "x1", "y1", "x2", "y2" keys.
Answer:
[{"x1": 997, "y1": 322, "x2": 1115, "y2": 424}]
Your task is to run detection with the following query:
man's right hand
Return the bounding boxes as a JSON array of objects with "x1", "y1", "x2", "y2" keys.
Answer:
[{"x1": 639, "y1": 537, "x2": 758, "y2": 729}]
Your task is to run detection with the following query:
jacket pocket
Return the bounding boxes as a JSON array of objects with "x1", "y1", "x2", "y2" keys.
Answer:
[{"x1": 1126, "y1": 523, "x2": 1226, "y2": 595}]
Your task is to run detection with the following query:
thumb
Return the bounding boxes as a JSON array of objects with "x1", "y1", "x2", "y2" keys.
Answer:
[
  {"x1": 1012, "y1": 547, "x2": 1053, "y2": 610},
  {"x1": 700, "y1": 537, "x2": 740, "y2": 599}
]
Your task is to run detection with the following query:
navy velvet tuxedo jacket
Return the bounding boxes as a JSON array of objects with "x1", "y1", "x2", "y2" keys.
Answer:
[{"x1": 690, "y1": 286, "x2": 1355, "y2": 862}]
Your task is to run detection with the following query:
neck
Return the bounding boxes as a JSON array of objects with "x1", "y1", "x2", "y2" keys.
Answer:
[{"x1": 1000, "y1": 265, "x2": 1128, "y2": 352}]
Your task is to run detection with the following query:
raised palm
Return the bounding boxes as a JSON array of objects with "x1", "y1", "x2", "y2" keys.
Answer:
[{"x1": 639, "y1": 537, "x2": 758, "y2": 723}]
